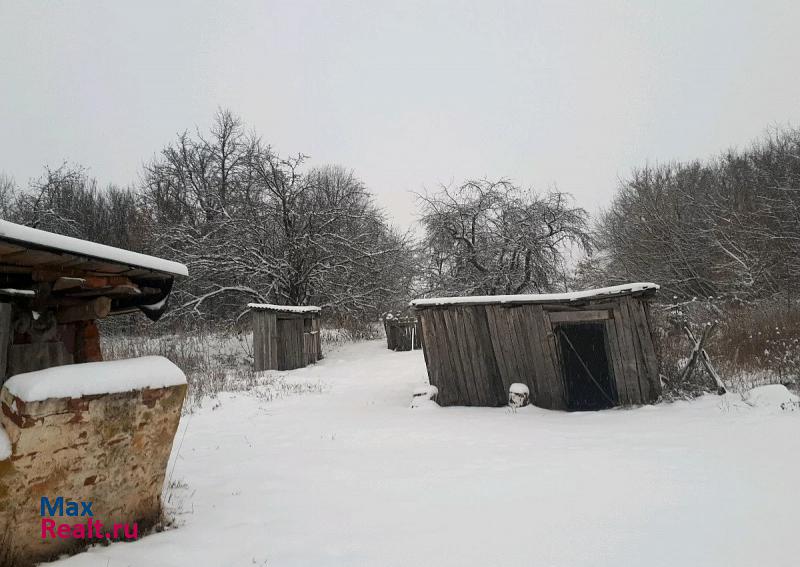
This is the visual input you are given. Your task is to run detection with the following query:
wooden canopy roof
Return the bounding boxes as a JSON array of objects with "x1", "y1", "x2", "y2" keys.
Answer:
[{"x1": 0, "y1": 220, "x2": 187, "y2": 322}]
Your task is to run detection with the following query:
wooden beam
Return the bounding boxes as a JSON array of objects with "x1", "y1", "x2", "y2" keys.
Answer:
[
  {"x1": 65, "y1": 284, "x2": 142, "y2": 298},
  {"x1": 56, "y1": 297, "x2": 112, "y2": 323},
  {"x1": 52, "y1": 276, "x2": 86, "y2": 291},
  {"x1": 548, "y1": 310, "x2": 612, "y2": 324}
]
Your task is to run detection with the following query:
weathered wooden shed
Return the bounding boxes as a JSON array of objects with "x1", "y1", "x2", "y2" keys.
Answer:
[
  {"x1": 0, "y1": 219, "x2": 187, "y2": 380},
  {"x1": 410, "y1": 283, "x2": 661, "y2": 410},
  {"x1": 382, "y1": 313, "x2": 423, "y2": 351},
  {"x1": 249, "y1": 303, "x2": 322, "y2": 371}
]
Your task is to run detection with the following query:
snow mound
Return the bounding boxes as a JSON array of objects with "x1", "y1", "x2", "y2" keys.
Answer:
[
  {"x1": 508, "y1": 383, "x2": 530, "y2": 408},
  {"x1": 3, "y1": 356, "x2": 186, "y2": 402},
  {"x1": 0, "y1": 424, "x2": 10, "y2": 460},
  {"x1": 411, "y1": 384, "x2": 439, "y2": 408},
  {"x1": 742, "y1": 385, "x2": 800, "y2": 410}
]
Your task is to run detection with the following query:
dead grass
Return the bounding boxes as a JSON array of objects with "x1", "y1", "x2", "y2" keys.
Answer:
[
  {"x1": 653, "y1": 299, "x2": 800, "y2": 399},
  {"x1": 101, "y1": 323, "x2": 339, "y2": 412}
]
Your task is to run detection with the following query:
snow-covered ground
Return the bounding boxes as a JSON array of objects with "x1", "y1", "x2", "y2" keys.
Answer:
[{"x1": 53, "y1": 340, "x2": 800, "y2": 567}]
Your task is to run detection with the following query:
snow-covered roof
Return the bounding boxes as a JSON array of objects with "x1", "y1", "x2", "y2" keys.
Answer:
[
  {"x1": 0, "y1": 220, "x2": 188, "y2": 277},
  {"x1": 248, "y1": 303, "x2": 321, "y2": 314},
  {"x1": 410, "y1": 282, "x2": 659, "y2": 309},
  {"x1": 3, "y1": 356, "x2": 187, "y2": 402}
]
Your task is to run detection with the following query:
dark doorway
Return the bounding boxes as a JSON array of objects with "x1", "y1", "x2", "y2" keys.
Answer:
[{"x1": 556, "y1": 323, "x2": 617, "y2": 411}]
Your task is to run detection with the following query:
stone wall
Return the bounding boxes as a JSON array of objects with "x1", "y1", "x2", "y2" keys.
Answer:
[{"x1": 0, "y1": 382, "x2": 186, "y2": 566}]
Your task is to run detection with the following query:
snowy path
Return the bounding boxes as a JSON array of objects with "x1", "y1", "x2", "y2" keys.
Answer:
[{"x1": 56, "y1": 340, "x2": 800, "y2": 567}]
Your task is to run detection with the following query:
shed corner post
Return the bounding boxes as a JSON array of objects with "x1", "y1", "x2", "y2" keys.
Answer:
[{"x1": 0, "y1": 302, "x2": 10, "y2": 383}]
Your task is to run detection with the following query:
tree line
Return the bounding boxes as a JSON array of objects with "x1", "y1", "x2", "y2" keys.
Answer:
[
  {"x1": 2, "y1": 110, "x2": 799, "y2": 330},
  {"x1": 586, "y1": 127, "x2": 800, "y2": 306}
]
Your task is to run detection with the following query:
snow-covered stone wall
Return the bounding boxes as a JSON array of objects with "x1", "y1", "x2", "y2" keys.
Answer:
[{"x1": 0, "y1": 360, "x2": 186, "y2": 566}]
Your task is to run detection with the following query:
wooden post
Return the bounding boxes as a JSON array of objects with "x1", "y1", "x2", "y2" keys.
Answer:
[
  {"x1": 74, "y1": 320, "x2": 103, "y2": 363},
  {"x1": 0, "y1": 303, "x2": 11, "y2": 382},
  {"x1": 312, "y1": 317, "x2": 322, "y2": 360}
]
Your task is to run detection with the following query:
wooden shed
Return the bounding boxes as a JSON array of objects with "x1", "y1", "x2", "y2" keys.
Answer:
[
  {"x1": 382, "y1": 313, "x2": 423, "y2": 351},
  {"x1": 410, "y1": 283, "x2": 661, "y2": 410},
  {"x1": 249, "y1": 303, "x2": 322, "y2": 371},
  {"x1": 0, "y1": 220, "x2": 187, "y2": 381}
]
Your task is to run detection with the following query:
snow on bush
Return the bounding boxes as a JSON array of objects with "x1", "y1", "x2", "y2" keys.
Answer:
[
  {"x1": 411, "y1": 384, "x2": 439, "y2": 408},
  {"x1": 742, "y1": 384, "x2": 800, "y2": 411}
]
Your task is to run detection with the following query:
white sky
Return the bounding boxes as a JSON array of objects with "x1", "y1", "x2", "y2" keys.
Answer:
[{"x1": 2, "y1": 0, "x2": 800, "y2": 229}]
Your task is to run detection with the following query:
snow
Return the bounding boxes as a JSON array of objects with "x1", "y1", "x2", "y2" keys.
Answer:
[
  {"x1": 3, "y1": 356, "x2": 186, "y2": 402},
  {"x1": 742, "y1": 384, "x2": 799, "y2": 409},
  {"x1": 410, "y1": 384, "x2": 439, "y2": 408},
  {"x1": 508, "y1": 382, "x2": 529, "y2": 395},
  {"x1": 247, "y1": 303, "x2": 321, "y2": 313},
  {"x1": 0, "y1": 220, "x2": 188, "y2": 277},
  {"x1": 0, "y1": 423, "x2": 10, "y2": 460},
  {"x1": 50, "y1": 340, "x2": 800, "y2": 567},
  {"x1": 410, "y1": 282, "x2": 660, "y2": 307}
]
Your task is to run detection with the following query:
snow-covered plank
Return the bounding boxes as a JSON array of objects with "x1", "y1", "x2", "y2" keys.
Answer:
[
  {"x1": 410, "y1": 282, "x2": 659, "y2": 308},
  {"x1": 247, "y1": 303, "x2": 321, "y2": 314},
  {"x1": 3, "y1": 356, "x2": 186, "y2": 402},
  {"x1": 0, "y1": 220, "x2": 188, "y2": 277}
]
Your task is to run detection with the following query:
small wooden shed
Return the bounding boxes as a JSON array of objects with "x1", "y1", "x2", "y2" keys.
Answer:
[
  {"x1": 249, "y1": 303, "x2": 322, "y2": 371},
  {"x1": 410, "y1": 283, "x2": 661, "y2": 411},
  {"x1": 382, "y1": 313, "x2": 423, "y2": 351}
]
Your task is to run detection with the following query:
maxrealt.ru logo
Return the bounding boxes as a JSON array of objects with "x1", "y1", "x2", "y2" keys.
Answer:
[{"x1": 40, "y1": 497, "x2": 138, "y2": 540}]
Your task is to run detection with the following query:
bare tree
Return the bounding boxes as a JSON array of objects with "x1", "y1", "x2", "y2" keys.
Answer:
[
  {"x1": 418, "y1": 179, "x2": 589, "y2": 296},
  {"x1": 142, "y1": 110, "x2": 416, "y2": 326}
]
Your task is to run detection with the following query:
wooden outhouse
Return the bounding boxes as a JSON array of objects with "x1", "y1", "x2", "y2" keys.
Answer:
[
  {"x1": 411, "y1": 283, "x2": 661, "y2": 410},
  {"x1": 0, "y1": 220, "x2": 186, "y2": 381},
  {"x1": 382, "y1": 313, "x2": 423, "y2": 351},
  {"x1": 249, "y1": 303, "x2": 322, "y2": 371}
]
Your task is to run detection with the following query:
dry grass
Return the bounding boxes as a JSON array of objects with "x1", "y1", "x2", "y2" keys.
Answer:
[
  {"x1": 653, "y1": 299, "x2": 800, "y2": 399},
  {"x1": 101, "y1": 322, "x2": 341, "y2": 412}
]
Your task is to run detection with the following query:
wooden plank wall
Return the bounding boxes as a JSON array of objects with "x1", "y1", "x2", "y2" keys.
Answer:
[
  {"x1": 7, "y1": 342, "x2": 73, "y2": 376},
  {"x1": 252, "y1": 311, "x2": 278, "y2": 371},
  {"x1": 419, "y1": 306, "x2": 506, "y2": 407},
  {"x1": 277, "y1": 318, "x2": 305, "y2": 370},
  {"x1": 605, "y1": 297, "x2": 660, "y2": 404},
  {"x1": 418, "y1": 296, "x2": 660, "y2": 409},
  {"x1": 485, "y1": 305, "x2": 566, "y2": 410}
]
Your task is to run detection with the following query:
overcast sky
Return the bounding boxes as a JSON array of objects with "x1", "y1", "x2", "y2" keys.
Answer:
[{"x1": 2, "y1": 0, "x2": 800, "y2": 228}]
